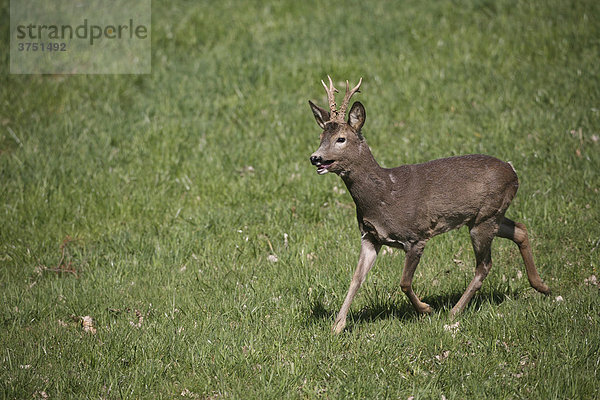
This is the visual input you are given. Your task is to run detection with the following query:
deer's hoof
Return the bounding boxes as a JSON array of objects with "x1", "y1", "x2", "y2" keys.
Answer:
[
  {"x1": 449, "y1": 306, "x2": 461, "y2": 319},
  {"x1": 538, "y1": 284, "x2": 551, "y2": 295},
  {"x1": 418, "y1": 303, "x2": 433, "y2": 314},
  {"x1": 332, "y1": 318, "x2": 346, "y2": 334}
]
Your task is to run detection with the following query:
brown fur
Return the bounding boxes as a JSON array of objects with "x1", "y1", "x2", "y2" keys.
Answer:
[{"x1": 308, "y1": 77, "x2": 550, "y2": 334}]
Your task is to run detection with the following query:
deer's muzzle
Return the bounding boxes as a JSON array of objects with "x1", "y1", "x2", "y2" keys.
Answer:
[{"x1": 310, "y1": 155, "x2": 333, "y2": 174}]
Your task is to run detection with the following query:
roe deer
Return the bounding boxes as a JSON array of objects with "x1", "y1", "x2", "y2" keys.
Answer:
[{"x1": 308, "y1": 76, "x2": 550, "y2": 334}]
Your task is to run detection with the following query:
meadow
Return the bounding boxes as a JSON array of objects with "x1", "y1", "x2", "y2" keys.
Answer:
[{"x1": 1, "y1": 0, "x2": 599, "y2": 398}]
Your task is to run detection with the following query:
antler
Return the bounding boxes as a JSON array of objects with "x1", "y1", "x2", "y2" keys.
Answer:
[
  {"x1": 320, "y1": 76, "x2": 362, "y2": 123},
  {"x1": 339, "y1": 77, "x2": 362, "y2": 119},
  {"x1": 321, "y1": 75, "x2": 339, "y2": 118}
]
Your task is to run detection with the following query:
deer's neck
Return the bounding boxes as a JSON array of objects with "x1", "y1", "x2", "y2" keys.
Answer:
[{"x1": 340, "y1": 143, "x2": 386, "y2": 209}]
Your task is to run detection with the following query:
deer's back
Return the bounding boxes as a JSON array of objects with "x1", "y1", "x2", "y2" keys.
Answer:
[{"x1": 358, "y1": 154, "x2": 519, "y2": 244}]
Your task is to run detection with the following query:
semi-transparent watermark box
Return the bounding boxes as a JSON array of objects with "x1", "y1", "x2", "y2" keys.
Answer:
[{"x1": 10, "y1": 0, "x2": 151, "y2": 74}]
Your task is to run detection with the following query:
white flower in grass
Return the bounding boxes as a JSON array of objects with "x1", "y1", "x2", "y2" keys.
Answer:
[{"x1": 81, "y1": 315, "x2": 96, "y2": 334}]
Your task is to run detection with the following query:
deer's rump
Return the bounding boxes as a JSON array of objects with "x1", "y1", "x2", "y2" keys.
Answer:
[{"x1": 388, "y1": 154, "x2": 519, "y2": 238}]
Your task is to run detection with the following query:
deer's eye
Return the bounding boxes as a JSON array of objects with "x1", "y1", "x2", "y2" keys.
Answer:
[{"x1": 336, "y1": 137, "x2": 346, "y2": 143}]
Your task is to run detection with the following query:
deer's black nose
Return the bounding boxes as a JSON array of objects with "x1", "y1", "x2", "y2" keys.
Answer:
[{"x1": 310, "y1": 155, "x2": 322, "y2": 165}]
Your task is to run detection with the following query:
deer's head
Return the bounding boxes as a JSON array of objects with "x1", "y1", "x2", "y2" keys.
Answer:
[{"x1": 309, "y1": 76, "x2": 366, "y2": 175}]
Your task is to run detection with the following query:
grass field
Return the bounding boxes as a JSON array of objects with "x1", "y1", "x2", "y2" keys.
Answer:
[{"x1": 1, "y1": 0, "x2": 600, "y2": 398}]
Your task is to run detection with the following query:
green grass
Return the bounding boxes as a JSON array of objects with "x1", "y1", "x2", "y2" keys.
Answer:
[{"x1": 1, "y1": 0, "x2": 599, "y2": 398}]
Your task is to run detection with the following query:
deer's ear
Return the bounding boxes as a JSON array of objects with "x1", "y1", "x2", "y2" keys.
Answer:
[
  {"x1": 309, "y1": 100, "x2": 330, "y2": 130},
  {"x1": 348, "y1": 101, "x2": 366, "y2": 132}
]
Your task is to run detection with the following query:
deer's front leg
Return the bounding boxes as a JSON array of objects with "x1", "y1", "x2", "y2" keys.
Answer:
[
  {"x1": 400, "y1": 241, "x2": 432, "y2": 314},
  {"x1": 333, "y1": 235, "x2": 380, "y2": 334}
]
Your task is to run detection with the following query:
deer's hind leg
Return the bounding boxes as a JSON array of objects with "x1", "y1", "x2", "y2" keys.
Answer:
[
  {"x1": 450, "y1": 219, "x2": 497, "y2": 317},
  {"x1": 497, "y1": 217, "x2": 550, "y2": 294}
]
